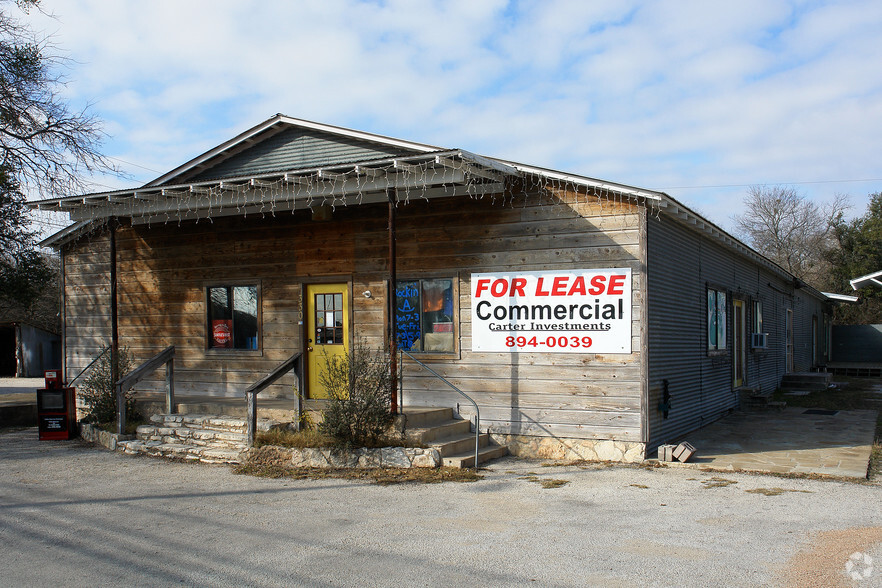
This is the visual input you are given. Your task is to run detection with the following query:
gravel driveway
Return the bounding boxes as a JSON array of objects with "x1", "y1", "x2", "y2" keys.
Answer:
[{"x1": 1, "y1": 428, "x2": 880, "y2": 587}]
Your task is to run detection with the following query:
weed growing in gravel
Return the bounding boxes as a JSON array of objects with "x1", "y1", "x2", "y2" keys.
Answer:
[
  {"x1": 701, "y1": 477, "x2": 738, "y2": 488},
  {"x1": 744, "y1": 487, "x2": 813, "y2": 496}
]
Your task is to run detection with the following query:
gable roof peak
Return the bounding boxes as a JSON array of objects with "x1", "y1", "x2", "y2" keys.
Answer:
[{"x1": 147, "y1": 114, "x2": 445, "y2": 188}]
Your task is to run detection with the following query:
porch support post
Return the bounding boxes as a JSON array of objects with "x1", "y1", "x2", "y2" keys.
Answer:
[
  {"x1": 109, "y1": 218, "x2": 119, "y2": 388},
  {"x1": 387, "y1": 188, "x2": 398, "y2": 414}
]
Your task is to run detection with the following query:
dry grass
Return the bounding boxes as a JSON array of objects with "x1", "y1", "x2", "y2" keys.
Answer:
[
  {"x1": 255, "y1": 428, "x2": 421, "y2": 450},
  {"x1": 701, "y1": 477, "x2": 738, "y2": 488},
  {"x1": 232, "y1": 461, "x2": 483, "y2": 485},
  {"x1": 254, "y1": 428, "x2": 333, "y2": 449}
]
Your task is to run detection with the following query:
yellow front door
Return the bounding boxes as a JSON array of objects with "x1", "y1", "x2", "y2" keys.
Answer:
[{"x1": 306, "y1": 283, "x2": 349, "y2": 398}]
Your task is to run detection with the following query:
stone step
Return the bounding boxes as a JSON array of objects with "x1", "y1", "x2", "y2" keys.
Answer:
[
  {"x1": 149, "y1": 413, "x2": 280, "y2": 433},
  {"x1": 400, "y1": 407, "x2": 454, "y2": 429},
  {"x1": 405, "y1": 419, "x2": 472, "y2": 444},
  {"x1": 118, "y1": 439, "x2": 244, "y2": 464},
  {"x1": 135, "y1": 425, "x2": 248, "y2": 448},
  {"x1": 780, "y1": 372, "x2": 831, "y2": 391},
  {"x1": 430, "y1": 432, "x2": 492, "y2": 457},
  {"x1": 442, "y1": 444, "x2": 509, "y2": 468}
]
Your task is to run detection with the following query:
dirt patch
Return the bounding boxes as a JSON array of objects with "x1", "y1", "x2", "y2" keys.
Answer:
[{"x1": 779, "y1": 526, "x2": 882, "y2": 587}]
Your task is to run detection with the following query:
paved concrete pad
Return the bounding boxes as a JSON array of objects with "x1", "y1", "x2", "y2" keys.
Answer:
[{"x1": 673, "y1": 407, "x2": 878, "y2": 478}]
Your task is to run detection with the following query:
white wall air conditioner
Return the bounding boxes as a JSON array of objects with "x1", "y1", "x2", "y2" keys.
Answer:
[{"x1": 751, "y1": 333, "x2": 768, "y2": 349}]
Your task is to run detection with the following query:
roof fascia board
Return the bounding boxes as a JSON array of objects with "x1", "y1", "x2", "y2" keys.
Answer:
[{"x1": 145, "y1": 115, "x2": 444, "y2": 188}]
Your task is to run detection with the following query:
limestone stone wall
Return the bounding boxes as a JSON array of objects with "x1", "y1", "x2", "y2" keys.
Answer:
[
  {"x1": 245, "y1": 445, "x2": 441, "y2": 469},
  {"x1": 492, "y1": 434, "x2": 645, "y2": 463}
]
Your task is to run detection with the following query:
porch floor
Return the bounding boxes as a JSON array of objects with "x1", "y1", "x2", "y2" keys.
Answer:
[{"x1": 664, "y1": 406, "x2": 878, "y2": 479}]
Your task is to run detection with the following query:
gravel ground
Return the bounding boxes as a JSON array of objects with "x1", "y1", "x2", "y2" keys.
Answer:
[{"x1": 1, "y1": 428, "x2": 880, "y2": 587}]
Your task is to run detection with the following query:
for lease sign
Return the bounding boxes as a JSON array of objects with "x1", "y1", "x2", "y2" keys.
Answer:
[{"x1": 471, "y1": 269, "x2": 632, "y2": 353}]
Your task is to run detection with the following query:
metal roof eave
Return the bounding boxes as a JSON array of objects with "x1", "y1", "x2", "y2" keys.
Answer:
[
  {"x1": 850, "y1": 270, "x2": 882, "y2": 290},
  {"x1": 823, "y1": 292, "x2": 860, "y2": 303},
  {"x1": 655, "y1": 197, "x2": 829, "y2": 302}
]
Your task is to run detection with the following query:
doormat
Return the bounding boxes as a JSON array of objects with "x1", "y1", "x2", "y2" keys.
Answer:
[{"x1": 802, "y1": 409, "x2": 839, "y2": 416}]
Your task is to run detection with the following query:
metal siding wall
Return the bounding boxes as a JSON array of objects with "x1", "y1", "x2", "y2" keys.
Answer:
[
  {"x1": 646, "y1": 215, "x2": 814, "y2": 447},
  {"x1": 647, "y1": 216, "x2": 705, "y2": 446},
  {"x1": 792, "y1": 290, "x2": 824, "y2": 371},
  {"x1": 189, "y1": 128, "x2": 412, "y2": 182}
]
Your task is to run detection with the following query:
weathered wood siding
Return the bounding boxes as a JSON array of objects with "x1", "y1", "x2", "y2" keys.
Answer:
[
  {"x1": 63, "y1": 232, "x2": 112, "y2": 382},
  {"x1": 61, "y1": 190, "x2": 645, "y2": 442}
]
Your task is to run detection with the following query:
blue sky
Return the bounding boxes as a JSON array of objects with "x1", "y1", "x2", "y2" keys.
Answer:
[{"x1": 23, "y1": 0, "x2": 882, "y2": 235}]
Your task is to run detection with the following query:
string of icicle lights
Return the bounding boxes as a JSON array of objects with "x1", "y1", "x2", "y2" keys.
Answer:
[{"x1": 44, "y1": 154, "x2": 657, "y2": 234}]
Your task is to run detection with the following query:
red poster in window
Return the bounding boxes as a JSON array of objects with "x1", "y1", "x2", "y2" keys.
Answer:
[{"x1": 212, "y1": 320, "x2": 233, "y2": 348}]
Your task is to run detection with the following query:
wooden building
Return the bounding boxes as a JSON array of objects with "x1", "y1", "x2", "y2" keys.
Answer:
[{"x1": 35, "y1": 115, "x2": 833, "y2": 460}]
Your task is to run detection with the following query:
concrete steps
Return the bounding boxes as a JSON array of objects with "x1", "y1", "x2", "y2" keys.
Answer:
[
  {"x1": 780, "y1": 372, "x2": 831, "y2": 392},
  {"x1": 117, "y1": 414, "x2": 281, "y2": 464},
  {"x1": 403, "y1": 407, "x2": 508, "y2": 468}
]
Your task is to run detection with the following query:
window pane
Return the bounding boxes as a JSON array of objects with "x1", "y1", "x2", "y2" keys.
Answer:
[
  {"x1": 421, "y1": 279, "x2": 454, "y2": 352},
  {"x1": 316, "y1": 294, "x2": 325, "y2": 311},
  {"x1": 396, "y1": 280, "x2": 422, "y2": 351},
  {"x1": 209, "y1": 287, "x2": 232, "y2": 348},
  {"x1": 717, "y1": 291, "x2": 727, "y2": 349},
  {"x1": 334, "y1": 293, "x2": 342, "y2": 309},
  {"x1": 210, "y1": 287, "x2": 230, "y2": 320},
  {"x1": 707, "y1": 290, "x2": 717, "y2": 349},
  {"x1": 754, "y1": 301, "x2": 763, "y2": 333},
  {"x1": 233, "y1": 286, "x2": 258, "y2": 349}
]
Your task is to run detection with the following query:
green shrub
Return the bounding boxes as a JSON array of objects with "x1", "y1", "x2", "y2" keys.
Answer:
[
  {"x1": 318, "y1": 340, "x2": 394, "y2": 448},
  {"x1": 79, "y1": 347, "x2": 139, "y2": 425}
]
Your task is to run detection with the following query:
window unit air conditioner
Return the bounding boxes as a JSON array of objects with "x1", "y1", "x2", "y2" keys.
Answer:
[{"x1": 751, "y1": 333, "x2": 768, "y2": 349}]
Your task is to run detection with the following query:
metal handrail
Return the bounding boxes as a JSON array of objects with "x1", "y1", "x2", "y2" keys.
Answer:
[
  {"x1": 115, "y1": 345, "x2": 176, "y2": 435},
  {"x1": 399, "y1": 349, "x2": 481, "y2": 469},
  {"x1": 68, "y1": 346, "x2": 109, "y2": 387},
  {"x1": 244, "y1": 352, "x2": 303, "y2": 446}
]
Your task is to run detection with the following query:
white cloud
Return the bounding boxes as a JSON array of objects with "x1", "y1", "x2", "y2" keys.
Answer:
[{"x1": 20, "y1": 0, "x2": 882, "y2": 228}]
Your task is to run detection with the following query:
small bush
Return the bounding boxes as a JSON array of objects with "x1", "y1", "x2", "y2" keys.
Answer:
[
  {"x1": 79, "y1": 347, "x2": 139, "y2": 425},
  {"x1": 318, "y1": 340, "x2": 394, "y2": 448}
]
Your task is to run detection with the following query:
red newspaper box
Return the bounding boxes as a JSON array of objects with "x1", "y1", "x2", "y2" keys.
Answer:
[{"x1": 37, "y1": 371, "x2": 77, "y2": 440}]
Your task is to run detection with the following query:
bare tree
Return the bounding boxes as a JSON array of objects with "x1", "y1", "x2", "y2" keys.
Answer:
[
  {"x1": 733, "y1": 186, "x2": 850, "y2": 288},
  {"x1": 0, "y1": 0, "x2": 115, "y2": 313},
  {"x1": 0, "y1": 0, "x2": 116, "y2": 198}
]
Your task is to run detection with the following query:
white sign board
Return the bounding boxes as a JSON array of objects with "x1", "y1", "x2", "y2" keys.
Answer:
[{"x1": 471, "y1": 269, "x2": 632, "y2": 353}]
